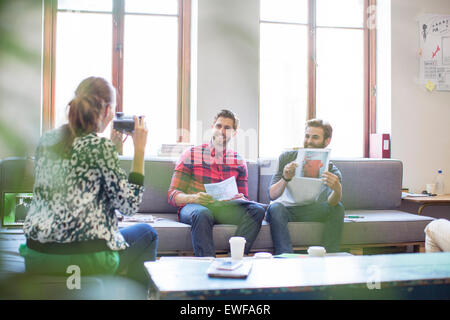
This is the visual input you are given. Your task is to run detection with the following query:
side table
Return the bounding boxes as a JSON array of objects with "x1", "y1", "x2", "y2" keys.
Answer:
[{"x1": 402, "y1": 194, "x2": 450, "y2": 215}]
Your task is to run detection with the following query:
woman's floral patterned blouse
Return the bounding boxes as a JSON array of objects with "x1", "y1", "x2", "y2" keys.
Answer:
[{"x1": 24, "y1": 128, "x2": 144, "y2": 251}]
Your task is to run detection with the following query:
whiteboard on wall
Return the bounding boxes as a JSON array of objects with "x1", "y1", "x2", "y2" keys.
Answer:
[{"x1": 419, "y1": 14, "x2": 450, "y2": 91}]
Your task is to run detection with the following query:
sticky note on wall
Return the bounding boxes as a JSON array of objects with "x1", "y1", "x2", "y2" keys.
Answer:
[{"x1": 425, "y1": 80, "x2": 436, "y2": 92}]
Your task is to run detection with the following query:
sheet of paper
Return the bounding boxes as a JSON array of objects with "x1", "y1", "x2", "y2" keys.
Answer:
[
  {"x1": 419, "y1": 14, "x2": 450, "y2": 91},
  {"x1": 272, "y1": 176, "x2": 323, "y2": 207},
  {"x1": 286, "y1": 177, "x2": 323, "y2": 205},
  {"x1": 204, "y1": 176, "x2": 239, "y2": 201}
]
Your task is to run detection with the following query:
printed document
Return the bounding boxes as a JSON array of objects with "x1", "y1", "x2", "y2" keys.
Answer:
[
  {"x1": 204, "y1": 176, "x2": 238, "y2": 201},
  {"x1": 273, "y1": 177, "x2": 324, "y2": 206}
]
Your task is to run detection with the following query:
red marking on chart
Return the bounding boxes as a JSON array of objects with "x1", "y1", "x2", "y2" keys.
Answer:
[{"x1": 432, "y1": 45, "x2": 440, "y2": 58}]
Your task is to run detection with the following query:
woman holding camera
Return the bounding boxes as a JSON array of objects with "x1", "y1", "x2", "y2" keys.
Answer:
[{"x1": 21, "y1": 77, "x2": 157, "y2": 287}]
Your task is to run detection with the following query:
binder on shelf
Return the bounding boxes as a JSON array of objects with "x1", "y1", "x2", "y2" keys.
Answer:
[{"x1": 370, "y1": 133, "x2": 391, "y2": 158}]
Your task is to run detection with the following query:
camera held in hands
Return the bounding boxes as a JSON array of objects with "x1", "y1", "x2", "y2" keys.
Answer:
[{"x1": 113, "y1": 112, "x2": 135, "y2": 134}]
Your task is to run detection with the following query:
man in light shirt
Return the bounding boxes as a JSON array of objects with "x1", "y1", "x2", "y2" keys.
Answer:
[{"x1": 266, "y1": 119, "x2": 345, "y2": 254}]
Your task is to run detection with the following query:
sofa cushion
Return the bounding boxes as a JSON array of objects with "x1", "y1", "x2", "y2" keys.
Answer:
[
  {"x1": 246, "y1": 161, "x2": 259, "y2": 202},
  {"x1": 333, "y1": 159, "x2": 403, "y2": 210},
  {"x1": 119, "y1": 158, "x2": 178, "y2": 214},
  {"x1": 257, "y1": 159, "x2": 274, "y2": 205},
  {"x1": 341, "y1": 210, "x2": 434, "y2": 245}
]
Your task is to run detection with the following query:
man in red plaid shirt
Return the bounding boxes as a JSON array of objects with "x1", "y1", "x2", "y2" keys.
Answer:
[{"x1": 168, "y1": 110, "x2": 265, "y2": 257}]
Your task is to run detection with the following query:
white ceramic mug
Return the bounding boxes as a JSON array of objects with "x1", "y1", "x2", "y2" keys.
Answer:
[
  {"x1": 254, "y1": 252, "x2": 273, "y2": 259},
  {"x1": 426, "y1": 183, "x2": 436, "y2": 194},
  {"x1": 229, "y1": 237, "x2": 246, "y2": 260},
  {"x1": 307, "y1": 246, "x2": 326, "y2": 257}
]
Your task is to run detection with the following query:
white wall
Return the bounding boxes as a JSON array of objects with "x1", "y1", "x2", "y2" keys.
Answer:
[
  {"x1": 195, "y1": 0, "x2": 260, "y2": 160},
  {"x1": 391, "y1": 0, "x2": 450, "y2": 193}
]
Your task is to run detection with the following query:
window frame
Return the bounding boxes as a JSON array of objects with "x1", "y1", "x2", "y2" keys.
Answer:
[
  {"x1": 42, "y1": 0, "x2": 191, "y2": 143},
  {"x1": 260, "y1": 0, "x2": 377, "y2": 158}
]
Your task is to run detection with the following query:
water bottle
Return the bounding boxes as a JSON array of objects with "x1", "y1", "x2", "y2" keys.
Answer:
[{"x1": 435, "y1": 170, "x2": 445, "y2": 195}]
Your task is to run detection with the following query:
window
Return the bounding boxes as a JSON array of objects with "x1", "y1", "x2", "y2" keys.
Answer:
[
  {"x1": 259, "y1": 0, "x2": 309, "y2": 158},
  {"x1": 43, "y1": 0, "x2": 191, "y2": 156},
  {"x1": 259, "y1": 0, "x2": 376, "y2": 158}
]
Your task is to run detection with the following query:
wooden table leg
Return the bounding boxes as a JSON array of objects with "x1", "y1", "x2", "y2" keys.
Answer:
[{"x1": 417, "y1": 204, "x2": 427, "y2": 215}]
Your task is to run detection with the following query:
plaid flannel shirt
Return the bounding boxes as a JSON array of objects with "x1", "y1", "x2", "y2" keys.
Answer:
[{"x1": 168, "y1": 142, "x2": 248, "y2": 217}]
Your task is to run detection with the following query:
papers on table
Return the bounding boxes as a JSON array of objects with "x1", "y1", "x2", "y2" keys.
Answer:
[
  {"x1": 122, "y1": 215, "x2": 155, "y2": 223},
  {"x1": 204, "y1": 176, "x2": 239, "y2": 201},
  {"x1": 402, "y1": 192, "x2": 430, "y2": 198},
  {"x1": 116, "y1": 211, "x2": 158, "y2": 223}
]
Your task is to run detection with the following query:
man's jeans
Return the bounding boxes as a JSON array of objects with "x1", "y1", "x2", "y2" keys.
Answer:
[
  {"x1": 180, "y1": 200, "x2": 265, "y2": 257},
  {"x1": 266, "y1": 201, "x2": 345, "y2": 255},
  {"x1": 118, "y1": 224, "x2": 158, "y2": 285}
]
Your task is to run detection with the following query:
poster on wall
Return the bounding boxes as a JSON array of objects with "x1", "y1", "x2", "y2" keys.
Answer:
[{"x1": 419, "y1": 14, "x2": 450, "y2": 91}]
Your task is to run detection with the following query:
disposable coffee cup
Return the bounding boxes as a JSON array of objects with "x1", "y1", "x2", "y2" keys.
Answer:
[
  {"x1": 229, "y1": 237, "x2": 246, "y2": 260},
  {"x1": 307, "y1": 246, "x2": 326, "y2": 257},
  {"x1": 426, "y1": 183, "x2": 436, "y2": 194}
]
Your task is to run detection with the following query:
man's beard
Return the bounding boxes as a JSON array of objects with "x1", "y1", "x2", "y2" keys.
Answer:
[
  {"x1": 212, "y1": 135, "x2": 228, "y2": 148},
  {"x1": 304, "y1": 141, "x2": 326, "y2": 149}
]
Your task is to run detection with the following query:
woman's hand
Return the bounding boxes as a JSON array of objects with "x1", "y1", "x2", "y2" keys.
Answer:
[
  {"x1": 132, "y1": 116, "x2": 148, "y2": 155},
  {"x1": 131, "y1": 116, "x2": 147, "y2": 175}
]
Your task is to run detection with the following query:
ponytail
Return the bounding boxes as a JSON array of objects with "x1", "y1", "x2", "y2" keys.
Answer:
[
  {"x1": 53, "y1": 77, "x2": 115, "y2": 157},
  {"x1": 68, "y1": 94, "x2": 105, "y2": 137}
]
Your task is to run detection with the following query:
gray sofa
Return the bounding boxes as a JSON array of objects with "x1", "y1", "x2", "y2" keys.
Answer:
[
  {"x1": 0, "y1": 157, "x2": 434, "y2": 259},
  {"x1": 117, "y1": 157, "x2": 434, "y2": 254}
]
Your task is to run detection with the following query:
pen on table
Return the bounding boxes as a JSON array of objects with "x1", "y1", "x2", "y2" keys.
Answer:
[{"x1": 345, "y1": 216, "x2": 364, "y2": 219}]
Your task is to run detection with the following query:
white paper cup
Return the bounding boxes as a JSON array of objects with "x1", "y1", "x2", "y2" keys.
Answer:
[
  {"x1": 307, "y1": 246, "x2": 326, "y2": 257},
  {"x1": 229, "y1": 237, "x2": 246, "y2": 260},
  {"x1": 426, "y1": 183, "x2": 436, "y2": 194}
]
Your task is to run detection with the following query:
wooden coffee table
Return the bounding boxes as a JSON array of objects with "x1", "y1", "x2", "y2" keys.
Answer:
[{"x1": 403, "y1": 194, "x2": 450, "y2": 215}]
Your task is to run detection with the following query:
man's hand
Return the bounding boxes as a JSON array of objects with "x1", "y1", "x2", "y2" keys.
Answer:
[
  {"x1": 189, "y1": 192, "x2": 215, "y2": 206},
  {"x1": 283, "y1": 161, "x2": 299, "y2": 181},
  {"x1": 228, "y1": 193, "x2": 246, "y2": 201},
  {"x1": 321, "y1": 171, "x2": 341, "y2": 193}
]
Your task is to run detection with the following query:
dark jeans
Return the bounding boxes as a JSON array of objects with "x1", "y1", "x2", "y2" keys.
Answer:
[
  {"x1": 180, "y1": 200, "x2": 266, "y2": 257},
  {"x1": 266, "y1": 201, "x2": 345, "y2": 255},
  {"x1": 118, "y1": 223, "x2": 158, "y2": 286}
]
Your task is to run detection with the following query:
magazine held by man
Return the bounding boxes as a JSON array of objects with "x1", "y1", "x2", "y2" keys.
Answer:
[{"x1": 273, "y1": 148, "x2": 331, "y2": 206}]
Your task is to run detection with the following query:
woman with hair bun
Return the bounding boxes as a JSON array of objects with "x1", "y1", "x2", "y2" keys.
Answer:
[{"x1": 21, "y1": 77, "x2": 158, "y2": 288}]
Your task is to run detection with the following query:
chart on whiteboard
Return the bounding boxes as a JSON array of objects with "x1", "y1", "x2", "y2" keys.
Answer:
[{"x1": 419, "y1": 14, "x2": 450, "y2": 91}]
